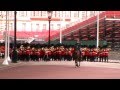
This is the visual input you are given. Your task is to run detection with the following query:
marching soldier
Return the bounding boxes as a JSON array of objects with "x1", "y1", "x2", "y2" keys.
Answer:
[
  {"x1": 64, "y1": 48, "x2": 69, "y2": 61},
  {"x1": 35, "y1": 48, "x2": 40, "y2": 61},
  {"x1": 61, "y1": 46, "x2": 65, "y2": 61},
  {"x1": 81, "y1": 48, "x2": 85, "y2": 61},
  {"x1": 44, "y1": 47, "x2": 50, "y2": 61},
  {"x1": 92, "y1": 48, "x2": 98, "y2": 62},
  {"x1": 40, "y1": 47, "x2": 45, "y2": 61},
  {"x1": 84, "y1": 47, "x2": 90, "y2": 62},
  {"x1": 68, "y1": 47, "x2": 73, "y2": 61},
  {"x1": 53, "y1": 47, "x2": 57, "y2": 61},
  {"x1": 18, "y1": 48, "x2": 22, "y2": 61},
  {"x1": 89, "y1": 48, "x2": 93, "y2": 62},
  {"x1": 31, "y1": 47, "x2": 36, "y2": 61},
  {"x1": 103, "y1": 48, "x2": 109, "y2": 62},
  {"x1": 50, "y1": 46, "x2": 54, "y2": 61},
  {"x1": 99, "y1": 48, "x2": 104, "y2": 62},
  {"x1": 26, "y1": 46, "x2": 31, "y2": 61},
  {"x1": 20, "y1": 46, "x2": 25, "y2": 61},
  {"x1": 48, "y1": 47, "x2": 52, "y2": 61}
]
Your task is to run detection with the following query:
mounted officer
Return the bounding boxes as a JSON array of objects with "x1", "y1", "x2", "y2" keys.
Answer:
[{"x1": 73, "y1": 40, "x2": 81, "y2": 67}]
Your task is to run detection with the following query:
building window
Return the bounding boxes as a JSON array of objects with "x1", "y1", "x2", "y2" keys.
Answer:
[
  {"x1": 20, "y1": 11, "x2": 24, "y2": 16},
  {"x1": 31, "y1": 11, "x2": 33, "y2": 17},
  {"x1": 36, "y1": 24, "x2": 39, "y2": 31},
  {"x1": 9, "y1": 11, "x2": 13, "y2": 17},
  {"x1": 70, "y1": 11, "x2": 71, "y2": 17},
  {"x1": 40, "y1": 11, "x2": 42, "y2": 17},
  {"x1": 51, "y1": 24, "x2": 54, "y2": 30},
  {"x1": 54, "y1": 11, "x2": 57, "y2": 17},
  {"x1": 74, "y1": 11, "x2": 79, "y2": 18},
  {"x1": 36, "y1": 11, "x2": 39, "y2": 16},
  {"x1": 22, "y1": 23, "x2": 26, "y2": 31},
  {"x1": 82, "y1": 11, "x2": 87, "y2": 20},
  {"x1": 90, "y1": 11, "x2": 95, "y2": 17},
  {"x1": 10, "y1": 23, "x2": 13, "y2": 31},
  {"x1": 65, "y1": 11, "x2": 70, "y2": 18},
  {"x1": 1, "y1": 11, "x2": 6, "y2": 17},
  {"x1": 33, "y1": 11, "x2": 35, "y2": 16},
  {"x1": 43, "y1": 24, "x2": 46, "y2": 30},
  {"x1": 61, "y1": 11, "x2": 63, "y2": 17},
  {"x1": 78, "y1": 11, "x2": 80, "y2": 17},
  {"x1": 57, "y1": 24, "x2": 61, "y2": 29},
  {"x1": 56, "y1": 11, "x2": 60, "y2": 17},
  {"x1": 19, "y1": 11, "x2": 27, "y2": 17},
  {"x1": 25, "y1": 11, "x2": 27, "y2": 16},
  {"x1": 41, "y1": 11, "x2": 47, "y2": 17},
  {"x1": 33, "y1": 11, "x2": 39, "y2": 16},
  {"x1": 0, "y1": 11, "x2": 2, "y2": 15},
  {"x1": 52, "y1": 11, "x2": 55, "y2": 18}
]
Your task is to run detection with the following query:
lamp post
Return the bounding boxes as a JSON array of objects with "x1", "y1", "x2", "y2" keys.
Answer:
[
  {"x1": 7, "y1": 11, "x2": 11, "y2": 62},
  {"x1": 2, "y1": 11, "x2": 9, "y2": 65},
  {"x1": 12, "y1": 11, "x2": 17, "y2": 63},
  {"x1": 47, "y1": 11, "x2": 52, "y2": 46}
]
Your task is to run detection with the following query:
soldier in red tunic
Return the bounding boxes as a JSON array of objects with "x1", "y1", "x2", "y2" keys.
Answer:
[
  {"x1": 40, "y1": 47, "x2": 45, "y2": 61},
  {"x1": 1, "y1": 46, "x2": 5, "y2": 59},
  {"x1": 31, "y1": 47, "x2": 36, "y2": 61},
  {"x1": 64, "y1": 48, "x2": 69, "y2": 61},
  {"x1": 81, "y1": 48, "x2": 85, "y2": 61},
  {"x1": 44, "y1": 47, "x2": 49, "y2": 61},
  {"x1": 89, "y1": 48, "x2": 93, "y2": 62},
  {"x1": 92, "y1": 48, "x2": 97, "y2": 62},
  {"x1": 26, "y1": 46, "x2": 31, "y2": 61},
  {"x1": 58, "y1": 47, "x2": 62, "y2": 61},
  {"x1": 48, "y1": 48, "x2": 52, "y2": 61},
  {"x1": 99, "y1": 48, "x2": 104, "y2": 62},
  {"x1": 35, "y1": 48, "x2": 40, "y2": 61},
  {"x1": 53, "y1": 47, "x2": 57, "y2": 61},
  {"x1": 84, "y1": 47, "x2": 90, "y2": 62},
  {"x1": 18, "y1": 48, "x2": 22, "y2": 61},
  {"x1": 49, "y1": 46, "x2": 54, "y2": 61},
  {"x1": 103, "y1": 48, "x2": 109, "y2": 62}
]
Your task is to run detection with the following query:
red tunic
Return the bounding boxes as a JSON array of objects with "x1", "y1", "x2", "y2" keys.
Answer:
[
  {"x1": 103, "y1": 50, "x2": 109, "y2": 57},
  {"x1": 85, "y1": 50, "x2": 89, "y2": 56},
  {"x1": 61, "y1": 50, "x2": 65, "y2": 56},
  {"x1": 18, "y1": 50, "x2": 22, "y2": 55},
  {"x1": 92, "y1": 51, "x2": 97, "y2": 57},
  {"x1": 48, "y1": 50, "x2": 52, "y2": 56},
  {"x1": 39, "y1": 50, "x2": 44, "y2": 56},
  {"x1": 26, "y1": 49, "x2": 31, "y2": 55},
  {"x1": 81, "y1": 51, "x2": 85, "y2": 56},
  {"x1": 35, "y1": 51, "x2": 40, "y2": 56},
  {"x1": 68, "y1": 50, "x2": 72, "y2": 56}
]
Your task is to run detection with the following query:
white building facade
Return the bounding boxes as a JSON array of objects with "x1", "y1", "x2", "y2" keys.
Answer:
[{"x1": 0, "y1": 11, "x2": 104, "y2": 32}]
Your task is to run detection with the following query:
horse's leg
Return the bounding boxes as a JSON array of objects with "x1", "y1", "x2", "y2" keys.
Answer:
[
  {"x1": 75, "y1": 60, "x2": 78, "y2": 67},
  {"x1": 79, "y1": 57, "x2": 82, "y2": 67},
  {"x1": 79, "y1": 60, "x2": 80, "y2": 67}
]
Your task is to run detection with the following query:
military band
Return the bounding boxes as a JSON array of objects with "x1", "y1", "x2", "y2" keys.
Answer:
[{"x1": 0, "y1": 43, "x2": 110, "y2": 63}]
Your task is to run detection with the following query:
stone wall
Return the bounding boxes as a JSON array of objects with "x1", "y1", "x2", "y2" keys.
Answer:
[{"x1": 109, "y1": 51, "x2": 120, "y2": 60}]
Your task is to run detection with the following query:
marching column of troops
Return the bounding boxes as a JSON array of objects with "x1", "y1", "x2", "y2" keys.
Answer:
[{"x1": 0, "y1": 44, "x2": 110, "y2": 63}]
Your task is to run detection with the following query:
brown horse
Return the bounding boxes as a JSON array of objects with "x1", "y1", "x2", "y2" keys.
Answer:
[{"x1": 73, "y1": 50, "x2": 81, "y2": 67}]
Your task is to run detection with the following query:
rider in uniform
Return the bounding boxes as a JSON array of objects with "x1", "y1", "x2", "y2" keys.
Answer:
[{"x1": 74, "y1": 41, "x2": 81, "y2": 67}]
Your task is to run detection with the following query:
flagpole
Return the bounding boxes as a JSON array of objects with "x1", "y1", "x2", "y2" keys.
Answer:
[
  {"x1": 96, "y1": 11, "x2": 99, "y2": 48},
  {"x1": 7, "y1": 11, "x2": 11, "y2": 62},
  {"x1": 2, "y1": 11, "x2": 9, "y2": 65},
  {"x1": 60, "y1": 18, "x2": 62, "y2": 44}
]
